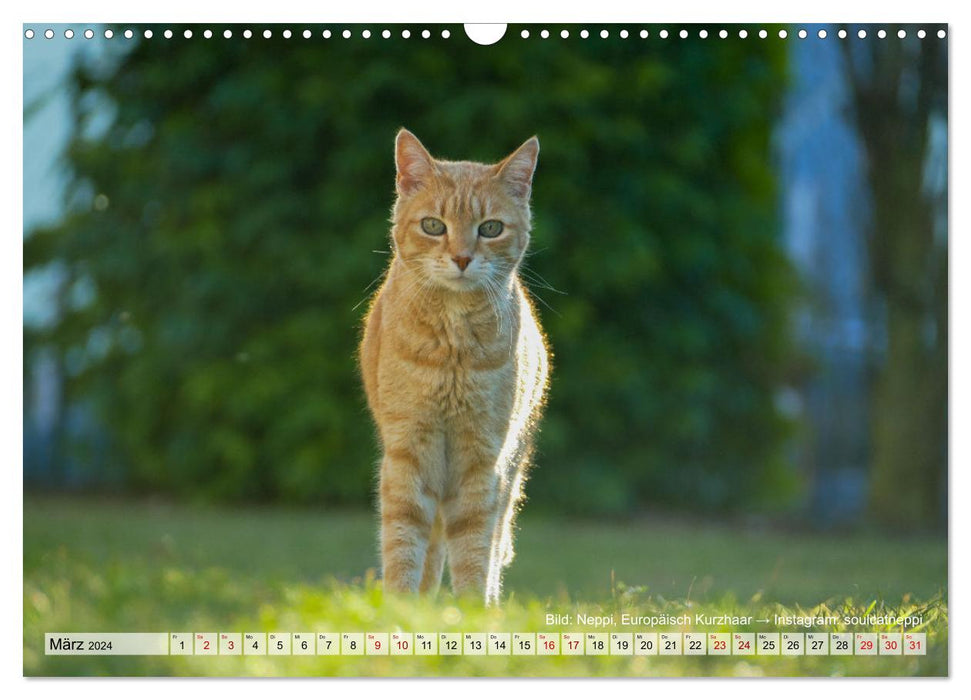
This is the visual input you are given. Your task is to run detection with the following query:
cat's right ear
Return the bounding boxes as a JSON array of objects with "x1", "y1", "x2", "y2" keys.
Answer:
[{"x1": 395, "y1": 129, "x2": 435, "y2": 197}]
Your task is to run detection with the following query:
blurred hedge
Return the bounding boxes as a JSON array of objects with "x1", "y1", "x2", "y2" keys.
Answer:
[{"x1": 25, "y1": 25, "x2": 796, "y2": 514}]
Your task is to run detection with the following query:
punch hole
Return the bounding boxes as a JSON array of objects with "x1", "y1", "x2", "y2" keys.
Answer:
[
  {"x1": 142, "y1": 29, "x2": 150, "y2": 39},
  {"x1": 64, "y1": 29, "x2": 74, "y2": 39},
  {"x1": 640, "y1": 30, "x2": 648, "y2": 39},
  {"x1": 402, "y1": 29, "x2": 411, "y2": 39},
  {"x1": 520, "y1": 29, "x2": 529, "y2": 39},
  {"x1": 421, "y1": 29, "x2": 430, "y2": 39},
  {"x1": 442, "y1": 29, "x2": 450, "y2": 39},
  {"x1": 898, "y1": 29, "x2": 907, "y2": 38},
  {"x1": 382, "y1": 30, "x2": 390, "y2": 39},
  {"x1": 620, "y1": 29, "x2": 629, "y2": 39},
  {"x1": 560, "y1": 30, "x2": 569, "y2": 39},
  {"x1": 580, "y1": 29, "x2": 589, "y2": 39},
  {"x1": 540, "y1": 29, "x2": 549, "y2": 39},
  {"x1": 104, "y1": 29, "x2": 113, "y2": 39},
  {"x1": 363, "y1": 30, "x2": 371, "y2": 39},
  {"x1": 917, "y1": 29, "x2": 926, "y2": 38},
  {"x1": 660, "y1": 29, "x2": 668, "y2": 39},
  {"x1": 204, "y1": 30, "x2": 212, "y2": 39},
  {"x1": 124, "y1": 29, "x2": 133, "y2": 39},
  {"x1": 759, "y1": 29, "x2": 767, "y2": 39},
  {"x1": 877, "y1": 29, "x2": 886, "y2": 39},
  {"x1": 243, "y1": 29, "x2": 252, "y2": 39},
  {"x1": 184, "y1": 29, "x2": 192, "y2": 39},
  {"x1": 739, "y1": 29, "x2": 748, "y2": 38},
  {"x1": 679, "y1": 29, "x2": 688, "y2": 39},
  {"x1": 838, "y1": 29, "x2": 847, "y2": 39},
  {"x1": 283, "y1": 29, "x2": 292, "y2": 39},
  {"x1": 719, "y1": 29, "x2": 728, "y2": 39},
  {"x1": 798, "y1": 29, "x2": 807, "y2": 39},
  {"x1": 165, "y1": 29, "x2": 174, "y2": 39},
  {"x1": 463, "y1": 24, "x2": 506, "y2": 45},
  {"x1": 600, "y1": 29, "x2": 610, "y2": 39},
  {"x1": 342, "y1": 29, "x2": 351, "y2": 39},
  {"x1": 24, "y1": 29, "x2": 34, "y2": 39},
  {"x1": 223, "y1": 30, "x2": 231, "y2": 39},
  {"x1": 323, "y1": 30, "x2": 331, "y2": 39},
  {"x1": 303, "y1": 29, "x2": 311, "y2": 39},
  {"x1": 938, "y1": 29, "x2": 946, "y2": 38},
  {"x1": 818, "y1": 29, "x2": 827, "y2": 39},
  {"x1": 778, "y1": 29, "x2": 788, "y2": 39},
  {"x1": 44, "y1": 28, "x2": 53, "y2": 39}
]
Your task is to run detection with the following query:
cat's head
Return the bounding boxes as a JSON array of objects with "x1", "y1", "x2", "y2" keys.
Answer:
[{"x1": 390, "y1": 129, "x2": 538, "y2": 293}]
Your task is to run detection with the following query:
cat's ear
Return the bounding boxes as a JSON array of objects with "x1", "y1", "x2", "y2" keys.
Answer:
[
  {"x1": 395, "y1": 129, "x2": 435, "y2": 196},
  {"x1": 495, "y1": 136, "x2": 540, "y2": 199}
]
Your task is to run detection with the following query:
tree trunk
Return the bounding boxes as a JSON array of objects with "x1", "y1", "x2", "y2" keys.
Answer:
[{"x1": 842, "y1": 32, "x2": 947, "y2": 530}]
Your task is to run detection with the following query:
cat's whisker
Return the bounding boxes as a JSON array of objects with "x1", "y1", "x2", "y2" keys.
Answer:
[
  {"x1": 519, "y1": 267, "x2": 566, "y2": 295},
  {"x1": 491, "y1": 258, "x2": 566, "y2": 297},
  {"x1": 398, "y1": 268, "x2": 437, "y2": 313},
  {"x1": 492, "y1": 263, "x2": 566, "y2": 317},
  {"x1": 416, "y1": 278, "x2": 437, "y2": 315},
  {"x1": 521, "y1": 284, "x2": 562, "y2": 317},
  {"x1": 352, "y1": 267, "x2": 392, "y2": 311},
  {"x1": 482, "y1": 283, "x2": 499, "y2": 334},
  {"x1": 485, "y1": 277, "x2": 505, "y2": 336},
  {"x1": 401, "y1": 260, "x2": 441, "y2": 316}
]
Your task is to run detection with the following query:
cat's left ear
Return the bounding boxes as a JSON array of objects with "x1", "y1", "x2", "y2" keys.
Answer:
[
  {"x1": 496, "y1": 136, "x2": 539, "y2": 199},
  {"x1": 395, "y1": 129, "x2": 436, "y2": 197}
]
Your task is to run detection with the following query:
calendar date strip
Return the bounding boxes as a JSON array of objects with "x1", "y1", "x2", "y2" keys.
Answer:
[{"x1": 45, "y1": 631, "x2": 927, "y2": 657}]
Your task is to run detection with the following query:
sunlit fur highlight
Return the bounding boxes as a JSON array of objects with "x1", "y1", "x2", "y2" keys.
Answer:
[{"x1": 359, "y1": 129, "x2": 550, "y2": 605}]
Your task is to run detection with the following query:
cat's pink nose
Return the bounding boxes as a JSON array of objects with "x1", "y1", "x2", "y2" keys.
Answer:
[{"x1": 452, "y1": 255, "x2": 472, "y2": 271}]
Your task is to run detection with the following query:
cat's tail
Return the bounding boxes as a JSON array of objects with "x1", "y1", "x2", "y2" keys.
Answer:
[{"x1": 418, "y1": 510, "x2": 446, "y2": 594}]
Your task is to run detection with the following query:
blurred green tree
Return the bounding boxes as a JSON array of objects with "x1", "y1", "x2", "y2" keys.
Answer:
[
  {"x1": 841, "y1": 32, "x2": 948, "y2": 529},
  {"x1": 25, "y1": 25, "x2": 795, "y2": 513}
]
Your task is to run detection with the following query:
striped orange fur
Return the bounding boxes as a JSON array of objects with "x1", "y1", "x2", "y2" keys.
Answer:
[{"x1": 359, "y1": 129, "x2": 550, "y2": 605}]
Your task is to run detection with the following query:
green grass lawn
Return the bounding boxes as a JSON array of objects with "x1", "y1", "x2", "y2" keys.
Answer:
[{"x1": 23, "y1": 495, "x2": 948, "y2": 676}]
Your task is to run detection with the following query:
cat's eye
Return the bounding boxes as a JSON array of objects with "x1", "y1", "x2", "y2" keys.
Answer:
[
  {"x1": 478, "y1": 220, "x2": 504, "y2": 238},
  {"x1": 420, "y1": 217, "x2": 446, "y2": 236}
]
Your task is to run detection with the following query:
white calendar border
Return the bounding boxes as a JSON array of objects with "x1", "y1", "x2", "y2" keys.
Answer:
[{"x1": 7, "y1": 1, "x2": 964, "y2": 699}]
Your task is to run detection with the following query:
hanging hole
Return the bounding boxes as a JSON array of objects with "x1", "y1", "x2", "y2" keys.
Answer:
[{"x1": 463, "y1": 24, "x2": 506, "y2": 45}]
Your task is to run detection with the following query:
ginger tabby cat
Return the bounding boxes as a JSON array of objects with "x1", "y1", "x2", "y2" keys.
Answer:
[{"x1": 359, "y1": 129, "x2": 550, "y2": 605}]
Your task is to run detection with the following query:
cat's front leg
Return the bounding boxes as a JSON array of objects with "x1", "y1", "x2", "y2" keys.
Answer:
[
  {"x1": 379, "y1": 442, "x2": 441, "y2": 594},
  {"x1": 442, "y1": 447, "x2": 500, "y2": 600}
]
